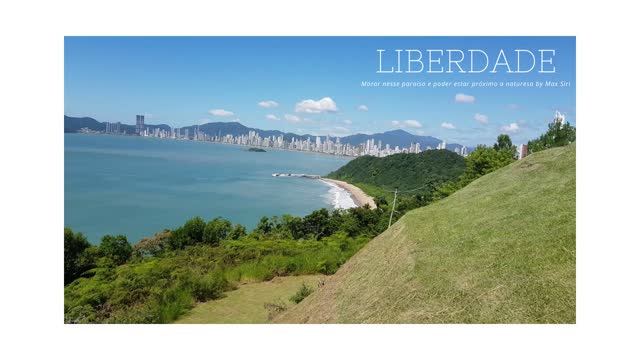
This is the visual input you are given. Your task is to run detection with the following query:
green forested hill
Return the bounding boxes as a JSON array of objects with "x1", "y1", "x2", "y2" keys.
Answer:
[{"x1": 327, "y1": 149, "x2": 465, "y2": 192}]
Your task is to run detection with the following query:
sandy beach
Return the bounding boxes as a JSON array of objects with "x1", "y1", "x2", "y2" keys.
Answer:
[{"x1": 320, "y1": 178, "x2": 377, "y2": 209}]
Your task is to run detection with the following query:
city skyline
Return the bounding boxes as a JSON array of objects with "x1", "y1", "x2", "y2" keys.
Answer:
[
  {"x1": 65, "y1": 37, "x2": 575, "y2": 146},
  {"x1": 76, "y1": 112, "x2": 583, "y2": 159},
  {"x1": 79, "y1": 114, "x2": 468, "y2": 157}
]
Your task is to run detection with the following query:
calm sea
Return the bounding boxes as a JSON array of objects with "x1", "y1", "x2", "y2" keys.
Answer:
[{"x1": 64, "y1": 134, "x2": 353, "y2": 243}]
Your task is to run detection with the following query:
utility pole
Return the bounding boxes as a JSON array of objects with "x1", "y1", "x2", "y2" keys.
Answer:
[{"x1": 388, "y1": 188, "x2": 398, "y2": 229}]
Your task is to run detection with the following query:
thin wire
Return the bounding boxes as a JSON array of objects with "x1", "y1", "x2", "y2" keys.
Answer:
[{"x1": 378, "y1": 182, "x2": 434, "y2": 194}]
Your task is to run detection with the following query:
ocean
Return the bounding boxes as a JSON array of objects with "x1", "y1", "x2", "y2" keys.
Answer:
[{"x1": 64, "y1": 134, "x2": 355, "y2": 243}]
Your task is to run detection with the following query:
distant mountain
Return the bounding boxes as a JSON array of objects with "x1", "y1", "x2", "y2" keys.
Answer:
[
  {"x1": 64, "y1": 116, "x2": 469, "y2": 150},
  {"x1": 338, "y1": 129, "x2": 465, "y2": 150},
  {"x1": 179, "y1": 122, "x2": 314, "y2": 143},
  {"x1": 64, "y1": 116, "x2": 170, "y2": 134}
]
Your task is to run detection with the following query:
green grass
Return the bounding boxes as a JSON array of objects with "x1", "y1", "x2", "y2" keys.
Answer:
[
  {"x1": 276, "y1": 144, "x2": 576, "y2": 323},
  {"x1": 174, "y1": 275, "x2": 325, "y2": 324}
]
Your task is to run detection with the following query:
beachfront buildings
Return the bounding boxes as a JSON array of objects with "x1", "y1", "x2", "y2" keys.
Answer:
[{"x1": 135, "y1": 115, "x2": 145, "y2": 135}]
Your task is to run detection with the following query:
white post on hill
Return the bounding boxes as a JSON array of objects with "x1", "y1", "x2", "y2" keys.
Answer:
[{"x1": 388, "y1": 188, "x2": 398, "y2": 229}]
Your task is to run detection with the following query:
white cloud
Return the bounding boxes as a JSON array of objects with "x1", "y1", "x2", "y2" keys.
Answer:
[
  {"x1": 455, "y1": 93, "x2": 475, "y2": 104},
  {"x1": 343, "y1": 119, "x2": 353, "y2": 125},
  {"x1": 501, "y1": 123, "x2": 520, "y2": 133},
  {"x1": 357, "y1": 105, "x2": 368, "y2": 111},
  {"x1": 404, "y1": 120, "x2": 422, "y2": 128},
  {"x1": 284, "y1": 114, "x2": 301, "y2": 123},
  {"x1": 265, "y1": 114, "x2": 279, "y2": 121},
  {"x1": 320, "y1": 126, "x2": 351, "y2": 136},
  {"x1": 391, "y1": 120, "x2": 423, "y2": 129},
  {"x1": 295, "y1": 97, "x2": 338, "y2": 113},
  {"x1": 474, "y1": 113, "x2": 489, "y2": 124},
  {"x1": 507, "y1": 104, "x2": 519, "y2": 110},
  {"x1": 258, "y1": 100, "x2": 279, "y2": 108},
  {"x1": 441, "y1": 122, "x2": 456, "y2": 129},
  {"x1": 209, "y1": 109, "x2": 234, "y2": 117}
]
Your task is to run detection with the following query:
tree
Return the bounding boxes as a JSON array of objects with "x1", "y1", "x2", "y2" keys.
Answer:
[
  {"x1": 494, "y1": 134, "x2": 517, "y2": 159},
  {"x1": 99, "y1": 234, "x2": 132, "y2": 266},
  {"x1": 462, "y1": 145, "x2": 514, "y2": 182},
  {"x1": 528, "y1": 121, "x2": 576, "y2": 153},
  {"x1": 134, "y1": 230, "x2": 170, "y2": 257},
  {"x1": 64, "y1": 228, "x2": 95, "y2": 284},
  {"x1": 202, "y1": 217, "x2": 232, "y2": 246},
  {"x1": 303, "y1": 208, "x2": 331, "y2": 239},
  {"x1": 183, "y1": 216, "x2": 206, "y2": 243},
  {"x1": 256, "y1": 216, "x2": 274, "y2": 235},
  {"x1": 280, "y1": 214, "x2": 305, "y2": 240},
  {"x1": 228, "y1": 224, "x2": 247, "y2": 240}
]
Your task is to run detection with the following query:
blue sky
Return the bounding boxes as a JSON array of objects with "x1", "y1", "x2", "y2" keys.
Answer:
[{"x1": 65, "y1": 36, "x2": 575, "y2": 146}]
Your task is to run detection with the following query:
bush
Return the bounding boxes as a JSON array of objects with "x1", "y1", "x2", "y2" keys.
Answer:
[
  {"x1": 290, "y1": 283, "x2": 313, "y2": 304},
  {"x1": 264, "y1": 301, "x2": 288, "y2": 320},
  {"x1": 155, "y1": 286, "x2": 194, "y2": 323},
  {"x1": 190, "y1": 271, "x2": 228, "y2": 302}
]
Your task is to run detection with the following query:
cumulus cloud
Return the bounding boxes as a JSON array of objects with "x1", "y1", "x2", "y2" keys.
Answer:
[
  {"x1": 474, "y1": 113, "x2": 489, "y2": 124},
  {"x1": 441, "y1": 122, "x2": 456, "y2": 129},
  {"x1": 404, "y1": 120, "x2": 422, "y2": 128},
  {"x1": 343, "y1": 119, "x2": 353, "y2": 125},
  {"x1": 258, "y1": 100, "x2": 279, "y2": 108},
  {"x1": 209, "y1": 109, "x2": 234, "y2": 117},
  {"x1": 295, "y1": 97, "x2": 338, "y2": 113},
  {"x1": 357, "y1": 105, "x2": 368, "y2": 111},
  {"x1": 455, "y1": 93, "x2": 475, "y2": 104},
  {"x1": 284, "y1": 114, "x2": 301, "y2": 123},
  {"x1": 265, "y1": 114, "x2": 279, "y2": 121},
  {"x1": 391, "y1": 120, "x2": 423, "y2": 129},
  {"x1": 501, "y1": 123, "x2": 520, "y2": 133}
]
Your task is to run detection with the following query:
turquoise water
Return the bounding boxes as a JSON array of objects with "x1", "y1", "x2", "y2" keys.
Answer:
[{"x1": 64, "y1": 134, "x2": 351, "y2": 243}]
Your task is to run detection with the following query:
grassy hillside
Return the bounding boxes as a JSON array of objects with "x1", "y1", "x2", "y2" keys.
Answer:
[
  {"x1": 327, "y1": 149, "x2": 465, "y2": 193},
  {"x1": 276, "y1": 144, "x2": 576, "y2": 323},
  {"x1": 175, "y1": 275, "x2": 325, "y2": 324}
]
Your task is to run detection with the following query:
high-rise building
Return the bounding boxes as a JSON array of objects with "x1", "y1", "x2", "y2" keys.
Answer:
[
  {"x1": 553, "y1": 110, "x2": 566, "y2": 125},
  {"x1": 517, "y1": 144, "x2": 528, "y2": 160},
  {"x1": 136, "y1": 115, "x2": 145, "y2": 135}
]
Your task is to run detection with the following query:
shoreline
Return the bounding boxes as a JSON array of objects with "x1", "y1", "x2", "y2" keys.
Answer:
[{"x1": 319, "y1": 178, "x2": 377, "y2": 209}]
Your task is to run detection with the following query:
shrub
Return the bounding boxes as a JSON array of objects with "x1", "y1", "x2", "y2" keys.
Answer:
[
  {"x1": 290, "y1": 283, "x2": 313, "y2": 304},
  {"x1": 155, "y1": 286, "x2": 194, "y2": 323},
  {"x1": 190, "y1": 271, "x2": 228, "y2": 302},
  {"x1": 264, "y1": 301, "x2": 288, "y2": 320}
]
